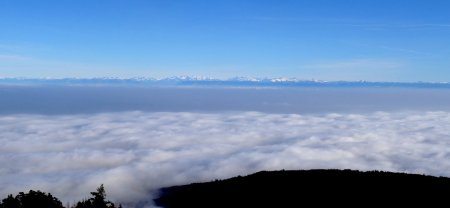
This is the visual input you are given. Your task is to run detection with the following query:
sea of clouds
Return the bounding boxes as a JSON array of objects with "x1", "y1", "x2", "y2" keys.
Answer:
[{"x1": 1, "y1": 110, "x2": 450, "y2": 207}]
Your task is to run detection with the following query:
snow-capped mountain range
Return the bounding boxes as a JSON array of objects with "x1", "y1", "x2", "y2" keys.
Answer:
[{"x1": 0, "y1": 76, "x2": 449, "y2": 88}]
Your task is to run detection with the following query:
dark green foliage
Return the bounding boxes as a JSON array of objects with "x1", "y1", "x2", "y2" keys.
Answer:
[
  {"x1": 0, "y1": 195, "x2": 20, "y2": 208},
  {"x1": 73, "y1": 199, "x2": 93, "y2": 208},
  {"x1": 0, "y1": 190, "x2": 64, "y2": 208},
  {"x1": 0, "y1": 185, "x2": 120, "y2": 208},
  {"x1": 72, "y1": 185, "x2": 118, "y2": 208}
]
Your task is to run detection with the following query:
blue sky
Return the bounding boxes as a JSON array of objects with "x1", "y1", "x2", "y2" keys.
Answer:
[{"x1": 1, "y1": 0, "x2": 450, "y2": 81}]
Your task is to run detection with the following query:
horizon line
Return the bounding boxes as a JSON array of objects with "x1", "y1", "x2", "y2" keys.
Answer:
[{"x1": 0, "y1": 76, "x2": 448, "y2": 84}]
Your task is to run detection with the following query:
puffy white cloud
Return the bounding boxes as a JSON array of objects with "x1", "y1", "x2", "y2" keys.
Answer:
[{"x1": 1, "y1": 111, "x2": 450, "y2": 207}]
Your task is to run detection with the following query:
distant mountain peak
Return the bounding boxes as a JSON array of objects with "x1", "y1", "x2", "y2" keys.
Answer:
[{"x1": 0, "y1": 77, "x2": 449, "y2": 88}]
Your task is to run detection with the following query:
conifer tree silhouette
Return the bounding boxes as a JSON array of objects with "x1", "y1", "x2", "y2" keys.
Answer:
[{"x1": 73, "y1": 184, "x2": 119, "y2": 208}]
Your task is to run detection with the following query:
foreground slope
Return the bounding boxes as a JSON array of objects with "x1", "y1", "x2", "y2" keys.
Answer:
[{"x1": 154, "y1": 169, "x2": 450, "y2": 207}]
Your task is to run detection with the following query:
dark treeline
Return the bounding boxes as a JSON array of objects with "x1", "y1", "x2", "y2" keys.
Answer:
[
  {"x1": 4, "y1": 170, "x2": 450, "y2": 208},
  {"x1": 154, "y1": 169, "x2": 450, "y2": 207},
  {"x1": 0, "y1": 185, "x2": 121, "y2": 208}
]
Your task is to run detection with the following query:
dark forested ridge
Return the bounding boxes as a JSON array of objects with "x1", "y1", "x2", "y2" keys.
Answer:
[
  {"x1": 154, "y1": 169, "x2": 450, "y2": 207},
  {"x1": 2, "y1": 170, "x2": 450, "y2": 208}
]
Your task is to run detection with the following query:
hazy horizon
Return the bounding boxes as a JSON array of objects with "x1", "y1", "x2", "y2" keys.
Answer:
[{"x1": 2, "y1": 86, "x2": 450, "y2": 115}]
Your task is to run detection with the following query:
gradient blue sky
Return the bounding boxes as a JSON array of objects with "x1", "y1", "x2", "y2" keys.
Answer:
[{"x1": 1, "y1": 0, "x2": 450, "y2": 81}]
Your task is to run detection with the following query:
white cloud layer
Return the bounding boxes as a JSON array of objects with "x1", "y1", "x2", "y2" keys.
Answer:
[{"x1": 1, "y1": 111, "x2": 450, "y2": 207}]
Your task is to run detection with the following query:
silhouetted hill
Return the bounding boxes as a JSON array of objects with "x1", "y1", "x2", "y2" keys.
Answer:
[{"x1": 154, "y1": 169, "x2": 450, "y2": 207}]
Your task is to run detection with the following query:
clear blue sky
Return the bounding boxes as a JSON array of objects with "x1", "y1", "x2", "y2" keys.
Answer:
[{"x1": 1, "y1": 0, "x2": 450, "y2": 81}]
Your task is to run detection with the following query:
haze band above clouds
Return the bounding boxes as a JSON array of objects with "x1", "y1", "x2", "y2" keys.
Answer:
[
  {"x1": 3, "y1": 87, "x2": 450, "y2": 115},
  {"x1": 1, "y1": 111, "x2": 450, "y2": 206}
]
